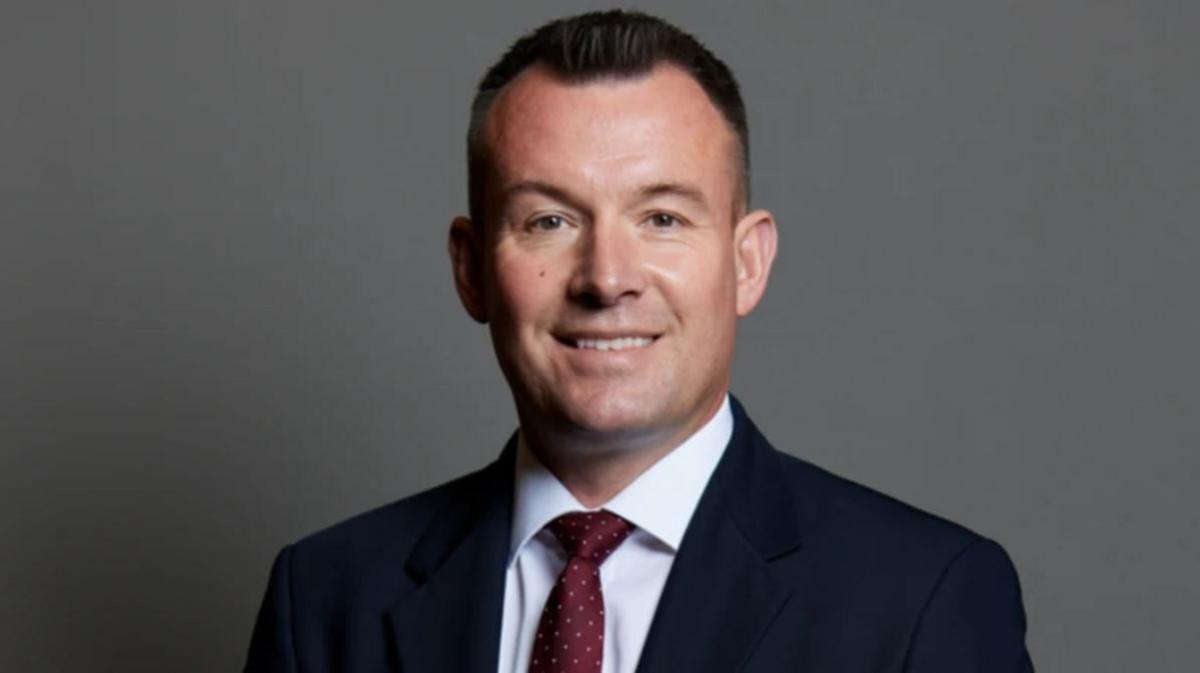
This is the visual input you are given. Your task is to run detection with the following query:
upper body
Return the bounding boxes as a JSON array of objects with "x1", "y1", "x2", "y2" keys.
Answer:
[
  {"x1": 245, "y1": 396, "x2": 1032, "y2": 672},
  {"x1": 247, "y1": 9, "x2": 1033, "y2": 672}
]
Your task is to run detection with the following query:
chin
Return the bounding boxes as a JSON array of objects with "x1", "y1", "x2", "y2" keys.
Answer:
[{"x1": 554, "y1": 391, "x2": 670, "y2": 439}]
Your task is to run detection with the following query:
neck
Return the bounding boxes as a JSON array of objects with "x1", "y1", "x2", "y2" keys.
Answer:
[{"x1": 519, "y1": 395, "x2": 726, "y2": 509}]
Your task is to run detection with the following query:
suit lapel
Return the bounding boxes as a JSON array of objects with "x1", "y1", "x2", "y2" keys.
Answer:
[
  {"x1": 386, "y1": 439, "x2": 516, "y2": 673},
  {"x1": 635, "y1": 397, "x2": 805, "y2": 673}
]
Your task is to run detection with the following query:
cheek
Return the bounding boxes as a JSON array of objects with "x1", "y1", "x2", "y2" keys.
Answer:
[
  {"x1": 490, "y1": 254, "x2": 561, "y2": 327},
  {"x1": 652, "y1": 243, "x2": 737, "y2": 312}
]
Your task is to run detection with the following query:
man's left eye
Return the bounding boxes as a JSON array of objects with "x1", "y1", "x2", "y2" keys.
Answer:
[{"x1": 649, "y1": 213, "x2": 679, "y2": 228}]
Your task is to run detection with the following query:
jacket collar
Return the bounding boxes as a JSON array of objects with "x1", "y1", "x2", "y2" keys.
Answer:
[
  {"x1": 508, "y1": 395, "x2": 734, "y2": 561},
  {"x1": 387, "y1": 396, "x2": 805, "y2": 673}
]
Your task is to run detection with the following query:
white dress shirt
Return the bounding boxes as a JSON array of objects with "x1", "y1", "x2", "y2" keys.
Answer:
[{"x1": 496, "y1": 395, "x2": 734, "y2": 673}]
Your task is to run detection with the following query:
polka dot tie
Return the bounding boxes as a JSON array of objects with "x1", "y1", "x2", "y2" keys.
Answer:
[{"x1": 528, "y1": 510, "x2": 635, "y2": 673}]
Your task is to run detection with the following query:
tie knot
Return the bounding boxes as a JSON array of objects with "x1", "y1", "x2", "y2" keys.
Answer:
[{"x1": 546, "y1": 510, "x2": 634, "y2": 564}]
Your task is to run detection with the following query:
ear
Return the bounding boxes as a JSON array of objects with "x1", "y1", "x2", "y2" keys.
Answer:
[
  {"x1": 448, "y1": 215, "x2": 489, "y2": 323},
  {"x1": 732, "y1": 209, "x2": 778, "y2": 317}
]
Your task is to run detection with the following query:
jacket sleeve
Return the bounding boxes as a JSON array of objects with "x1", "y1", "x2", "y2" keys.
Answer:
[
  {"x1": 903, "y1": 538, "x2": 1035, "y2": 673},
  {"x1": 245, "y1": 545, "x2": 298, "y2": 673}
]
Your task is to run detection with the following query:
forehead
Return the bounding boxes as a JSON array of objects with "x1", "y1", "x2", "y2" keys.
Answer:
[{"x1": 482, "y1": 64, "x2": 738, "y2": 207}]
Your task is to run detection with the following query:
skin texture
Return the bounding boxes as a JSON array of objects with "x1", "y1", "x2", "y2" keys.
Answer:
[{"x1": 449, "y1": 64, "x2": 778, "y2": 507}]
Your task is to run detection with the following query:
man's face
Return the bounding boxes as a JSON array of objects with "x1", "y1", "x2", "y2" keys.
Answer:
[{"x1": 451, "y1": 64, "x2": 776, "y2": 452}]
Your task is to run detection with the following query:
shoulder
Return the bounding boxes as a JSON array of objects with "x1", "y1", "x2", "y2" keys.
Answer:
[
  {"x1": 755, "y1": 443, "x2": 1027, "y2": 632},
  {"x1": 775, "y1": 449, "x2": 980, "y2": 552},
  {"x1": 279, "y1": 459, "x2": 502, "y2": 598},
  {"x1": 759, "y1": 441, "x2": 1015, "y2": 591},
  {"x1": 729, "y1": 397, "x2": 986, "y2": 563},
  {"x1": 744, "y1": 447, "x2": 1031, "y2": 669}
]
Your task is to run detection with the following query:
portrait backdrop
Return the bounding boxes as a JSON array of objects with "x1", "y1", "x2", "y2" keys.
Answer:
[{"x1": 2, "y1": 1, "x2": 1197, "y2": 671}]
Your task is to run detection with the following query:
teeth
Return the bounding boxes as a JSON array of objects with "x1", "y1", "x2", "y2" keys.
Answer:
[{"x1": 573, "y1": 337, "x2": 653, "y2": 351}]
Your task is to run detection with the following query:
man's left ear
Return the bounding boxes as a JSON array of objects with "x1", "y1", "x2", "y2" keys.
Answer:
[{"x1": 733, "y1": 209, "x2": 778, "y2": 317}]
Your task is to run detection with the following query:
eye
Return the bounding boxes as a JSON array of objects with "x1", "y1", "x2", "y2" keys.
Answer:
[
  {"x1": 530, "y1": 214, "x2": 566, "y2": 231},
  {"x1": 648, "y1": 212, "x2": 680, "y2": 228}
]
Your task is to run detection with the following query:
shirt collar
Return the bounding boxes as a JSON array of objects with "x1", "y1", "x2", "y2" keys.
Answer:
[{"x1": 508, "y1": 395, "x2": 733, "y2": 564}]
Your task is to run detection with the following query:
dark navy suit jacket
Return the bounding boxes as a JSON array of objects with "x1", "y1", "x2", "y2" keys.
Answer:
[{"x1": 246, "y1": 397, "x2": 1034, "y2": 672}]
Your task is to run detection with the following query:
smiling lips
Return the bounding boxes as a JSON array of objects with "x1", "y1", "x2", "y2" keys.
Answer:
[
  {"x1": 572, "y1": 336, "x2": 654, "y2": 351},
  {"x1": 555, "y1": 334, "x2": 660, "y2": 351}
]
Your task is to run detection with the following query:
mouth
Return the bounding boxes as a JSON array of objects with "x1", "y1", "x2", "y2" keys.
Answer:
[{"x1": 554, "y1": 334, "x2": 661, "y2": 352}]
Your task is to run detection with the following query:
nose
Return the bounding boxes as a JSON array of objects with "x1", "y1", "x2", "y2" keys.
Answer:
[{"x1": 568, "y1": 219, "x2": 646, "y2": 308}]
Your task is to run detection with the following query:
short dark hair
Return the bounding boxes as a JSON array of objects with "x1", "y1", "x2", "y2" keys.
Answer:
[{"x1": 467, "y1": 10, "x2": 750, "y2": 227}]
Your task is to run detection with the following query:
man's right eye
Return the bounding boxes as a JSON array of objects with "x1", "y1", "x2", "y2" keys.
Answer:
[{"x1": 530, "y1": 215, "x2": 565, "y2": 231}]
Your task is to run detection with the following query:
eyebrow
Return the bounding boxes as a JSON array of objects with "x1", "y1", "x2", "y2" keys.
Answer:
[
  {"x1": 501, "y1": 181, "x2": 590, "y2": 215},
  {"x1": 501, "y1": 180, "x2": 711, "y2": 216},
  {"x1": 633, "y1": 182, "x2": 711, "y2": 215}
]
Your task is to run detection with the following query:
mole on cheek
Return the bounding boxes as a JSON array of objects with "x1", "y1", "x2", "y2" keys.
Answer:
[{"x1": 539, "y1": 270, "x2": 546, "y2": 278}]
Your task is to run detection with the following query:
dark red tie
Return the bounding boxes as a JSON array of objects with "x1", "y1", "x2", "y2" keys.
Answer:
[{"x1": 528, "y1": 510, "x2": 635, "y2": 673}]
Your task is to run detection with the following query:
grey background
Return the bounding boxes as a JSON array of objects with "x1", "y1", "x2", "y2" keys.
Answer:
[{"x1": 2, "y1": 0, "x2": 1196, "y2": 670}]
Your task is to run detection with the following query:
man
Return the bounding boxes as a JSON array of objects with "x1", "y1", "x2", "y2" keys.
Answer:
[{"x1": 246, "y1": 10, "x2": 1033, "y2": 673}]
